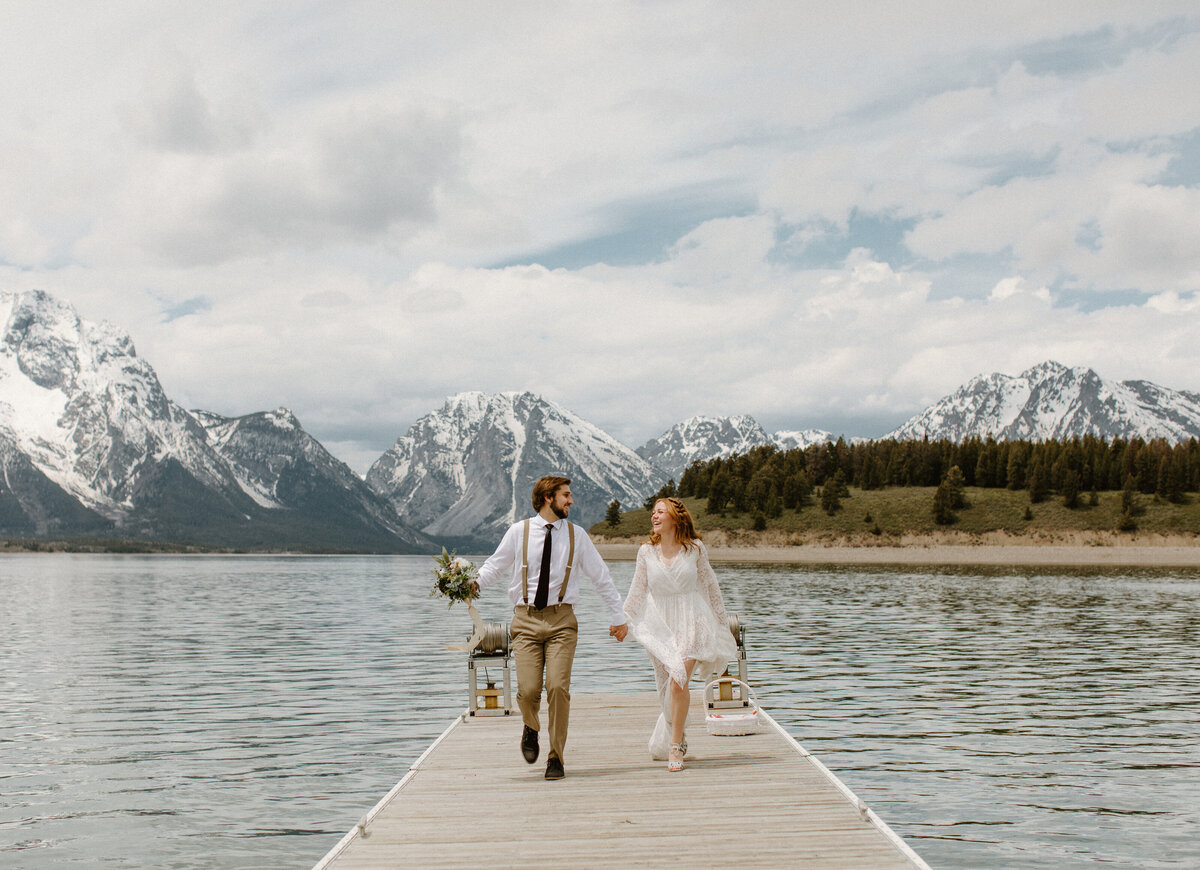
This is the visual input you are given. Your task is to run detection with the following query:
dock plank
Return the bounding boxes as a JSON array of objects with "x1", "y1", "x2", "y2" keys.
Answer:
[{"x1": 315, "y1": 692, "x2": 928, "y2": 869}]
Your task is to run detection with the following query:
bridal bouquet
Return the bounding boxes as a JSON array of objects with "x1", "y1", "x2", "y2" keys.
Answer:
[
  {"x1": 430, "y1": 548, "x2": 479, "y2": 608},
  {"x1": 430, "y1": 548, "x2": 490, "y2": 653}
]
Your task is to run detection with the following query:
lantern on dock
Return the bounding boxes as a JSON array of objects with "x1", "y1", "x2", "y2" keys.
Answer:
[
  {"x1": 467, "y1": 621, "x2": 512, "y2": 717},
  {"x1": 478, "y1": 679, "x2": 502, "y2": 711}
]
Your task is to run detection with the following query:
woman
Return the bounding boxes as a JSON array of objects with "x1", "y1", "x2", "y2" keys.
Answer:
[{"x1": 623, "y1": 497, "x2": 737, "y2": 771}]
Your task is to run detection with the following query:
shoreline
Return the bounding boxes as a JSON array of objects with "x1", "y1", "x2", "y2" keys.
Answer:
[{"x1": 593, "y1": 530, "x2": 1200, "y2": 567}]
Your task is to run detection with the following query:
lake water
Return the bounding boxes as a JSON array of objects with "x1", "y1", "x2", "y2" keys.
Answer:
[{"x1": 1, "y1": 554, "x2": 1197, "y2": 869}]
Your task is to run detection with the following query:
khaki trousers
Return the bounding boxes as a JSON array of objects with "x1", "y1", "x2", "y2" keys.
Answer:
[{"x1": 510, "y1": 603, "x2": 578, "y2": 763}]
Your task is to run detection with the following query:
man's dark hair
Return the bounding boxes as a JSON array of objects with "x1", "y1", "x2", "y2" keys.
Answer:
[{"x1": 532, "y1": 476, "x2": 571, "y2": 512}]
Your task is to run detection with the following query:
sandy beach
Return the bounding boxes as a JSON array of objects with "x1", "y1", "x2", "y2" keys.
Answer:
[{"x1": 592, "y1": 530, "x2": 1200, "y2": 568}]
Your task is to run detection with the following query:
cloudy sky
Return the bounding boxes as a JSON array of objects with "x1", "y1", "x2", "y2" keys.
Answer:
[{"x1": 3, "y1": 2, "x2": 1200, "y2": 473}]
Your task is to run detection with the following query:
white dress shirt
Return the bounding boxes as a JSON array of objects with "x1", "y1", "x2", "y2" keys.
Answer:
[{"x1": 477, "y1": 515, "x2": 626, "y2": 625}]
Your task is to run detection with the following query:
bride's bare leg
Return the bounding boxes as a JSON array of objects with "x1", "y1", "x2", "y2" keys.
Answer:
[{"x1": 668, "y1": 659, "x2": 696, "y2": 768}]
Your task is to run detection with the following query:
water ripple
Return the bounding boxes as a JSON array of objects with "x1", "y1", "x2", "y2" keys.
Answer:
[{"x1": 1, "y1": 556, "x2": 1197, "y2": 869}]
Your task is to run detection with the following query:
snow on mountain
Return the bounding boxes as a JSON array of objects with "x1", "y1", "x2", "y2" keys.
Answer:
[
  {"x1": 366, "y1": 391, "x2": 663, "y2": 545},
  {"x1": 193, "y1": 407, "x2": 435, "y2": 550},
  {"x1": 772, "y1": 428, "x2": 836, "y2": 452},
  {"x1": 1, "y1": 289, "x2": 240, "y2": 517},
  {"x1": 885, "y1": 360, "x2": 1200, "y2": 443},
  {"x1": 0, "y1": 430, "x2": 112, "y2": 536},
  {"x1": 637, "y1": 415, "x2": 833, "y2": 479},
  {"x1": 0, "y1": 289, "x2": 430, "y2": 550}
]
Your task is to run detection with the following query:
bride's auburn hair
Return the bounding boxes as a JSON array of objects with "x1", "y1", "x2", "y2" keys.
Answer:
[{"x1": 648, "y1": 497, "x2": 701, "y2": 551}]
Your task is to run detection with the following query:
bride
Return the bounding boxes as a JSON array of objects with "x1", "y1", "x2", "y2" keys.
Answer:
[{"x1": 623, "y1": 497, "x2": 737, "y2": 771}]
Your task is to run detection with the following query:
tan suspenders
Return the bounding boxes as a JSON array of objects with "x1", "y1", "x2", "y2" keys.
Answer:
[{"x1": 520, "y1": 518, "x2": 575, "y2": 606}]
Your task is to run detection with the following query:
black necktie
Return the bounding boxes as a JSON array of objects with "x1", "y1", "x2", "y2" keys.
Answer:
[{"x1": 534, "y1": 523, "x2": 553, "y2": 609}]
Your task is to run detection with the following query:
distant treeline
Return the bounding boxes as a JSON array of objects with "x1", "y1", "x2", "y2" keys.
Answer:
[{"x1": 667, "y1": 435, "x2": 1200, "y2": 515}]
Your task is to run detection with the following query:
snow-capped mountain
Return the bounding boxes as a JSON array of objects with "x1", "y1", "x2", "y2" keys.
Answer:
[
  {"x1": 193, "y1": 408, "x2": 434, "y2": 550},
  {"x1": 886, "y1": 360, "x2": 1200, "y2": 443},
  {"x1": 0, "y1": 289, "x2": 429, "y2": 550},
  {"x1": 366, "y1": 391, "x2": 663, "y2": 546},
  {"x1": 1, "y1": 290, "x2": 241, "y2": 518},
  {"x1": 637, "y1": 415, "x2": 833, "y2": 479}
]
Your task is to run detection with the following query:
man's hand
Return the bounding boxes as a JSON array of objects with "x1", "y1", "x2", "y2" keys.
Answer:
[{"x1": 609, "y1": 622, "x2": 629, "y2": 642}]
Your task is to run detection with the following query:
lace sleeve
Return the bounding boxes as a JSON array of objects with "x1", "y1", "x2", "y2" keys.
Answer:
[
  {"x1": 623, "y1": 545, "x2": 650, "y2": 622},
  {"x1": 696, "y1": 541, "x2": 729, "y2": 626}
]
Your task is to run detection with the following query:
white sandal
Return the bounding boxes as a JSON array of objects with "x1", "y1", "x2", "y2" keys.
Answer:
[{"x1": 668, "y1": 742, "x2": 685, "y2": 772}]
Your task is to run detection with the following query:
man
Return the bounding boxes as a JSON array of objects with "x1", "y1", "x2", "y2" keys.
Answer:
[{"x1": 475, "y1": 475, "x2": 629, "y2": 780}]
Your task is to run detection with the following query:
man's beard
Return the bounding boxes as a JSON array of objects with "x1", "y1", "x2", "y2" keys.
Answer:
[{"x1": 551, "y1": 502, "x2": 569, "y2": 519}]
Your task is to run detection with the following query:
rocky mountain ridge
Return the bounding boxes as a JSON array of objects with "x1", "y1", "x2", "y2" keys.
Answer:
[
  {"x1": 886, "y1": 360, "x2": 1200, "y2": 443},
  {"x1": 0, "y1": 289, "x2": 431, "y2": 550},
  {"x1": 6, "y1": 290, "x2": 1200, "y2": 550},
  {"x1": 636, "y1": 415, "x2": 833, "y2": 480},
  {"x1": 366, "y1": 391, "x2": 661, "y2": 548}
]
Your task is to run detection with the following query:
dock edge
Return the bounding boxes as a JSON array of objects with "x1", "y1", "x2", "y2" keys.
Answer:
[
  {"x1": 311, "y1": 712, "x2": 467, "y2": 870},
  {"x1": 760, "y1": 708, "x2": 932, "y2": 870}
]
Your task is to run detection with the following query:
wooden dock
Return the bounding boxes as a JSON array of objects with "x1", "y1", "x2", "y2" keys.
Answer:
[{"x1": 313, "y1": 692, "x2": 930, "y2": 869}]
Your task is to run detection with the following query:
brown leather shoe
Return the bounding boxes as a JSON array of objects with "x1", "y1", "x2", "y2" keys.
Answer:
[
  {"x1": 521, "y1": 726, "x2": 539, "y2": 764},
  {"x1": 544, "y1": 756, "x2": 564, "y2": 780}
]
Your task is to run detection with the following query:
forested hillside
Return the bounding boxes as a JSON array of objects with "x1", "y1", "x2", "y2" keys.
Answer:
[{"x1": 596, "y1": 436, "x2": 1200, "y2": 539}]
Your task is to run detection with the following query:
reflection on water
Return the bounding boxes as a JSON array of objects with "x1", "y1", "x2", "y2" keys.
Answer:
[{"x1": 1, "y1": 556, "x2": 1197, "y2": 869}]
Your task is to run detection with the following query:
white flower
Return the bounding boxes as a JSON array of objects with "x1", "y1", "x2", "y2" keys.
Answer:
[{"x1": 451, "y1": 557, "x2": 474, "y2": 572}]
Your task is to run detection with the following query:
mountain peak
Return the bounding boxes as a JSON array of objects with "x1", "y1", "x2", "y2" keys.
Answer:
[
  {"x1": 1020, "y1": 359, "x2": 1071, "y2": 378},
  {"x1": 366, "y1": 390, "x2": 661, "y2": 545},
  {"x1": 887, "y1": 361, "x2": 1200, "y2": 442},
  {"x1": 638, "y1": 415, "x2": 832, "y2": 479},
  {"x1": 1, "y1": 289, "x2": 432, "y2": 550}
]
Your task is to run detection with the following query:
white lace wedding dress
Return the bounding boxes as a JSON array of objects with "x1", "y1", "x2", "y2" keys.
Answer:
[{"x1": 623, "y1": 540, "x2": 737, "y2": 759}]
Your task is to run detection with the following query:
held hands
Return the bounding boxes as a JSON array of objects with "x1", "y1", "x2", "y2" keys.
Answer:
[{"x1": 609, "y1": 622, "x2": 629, "y2": 642}]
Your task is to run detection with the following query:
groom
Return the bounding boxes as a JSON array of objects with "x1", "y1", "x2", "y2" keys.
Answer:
[{"x1": 475, "y1": 475, "x2": 629, "y2": 780}]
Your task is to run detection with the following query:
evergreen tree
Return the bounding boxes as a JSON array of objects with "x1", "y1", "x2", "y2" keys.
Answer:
[
  {"x1": 1135, "y1": 442, "x2": 1158, "y2": 493},
  {"x1": 746, "y1": 473, "x2": 773, "y2": 511},
  {"x1": 605, "y1": 499, "x2": 622, "y2": 528},
  {"x1": 677, "y1": 464, "x2": 700, "y2": 498},
  {"x1": 643, "y1": 478, "x2": 676, "y2": 510},
  {"x1": 942, "y1": 465, "x2": 967, "y2": 509},
  {"x1": 1169, "y1": 452, "x2": 1189, "y2": 504},
  {"x1": 730, "y1": 478, "x2": 750, "y2": 514},
  {"x1": 974, "y1": 438, "x2": 999, "y2": 488},
  {"x1": 707, "y1": 470, "x2": 731, "y2": 516},
  {"x1": 1158, "y1": 454, "x2": 1186, "y2": 504},
  {"x1": 820, "y1": 484, "x2": 841, "y2": 515},
  {"x1": 1006, "y1": 443, "x2": 1030, "y2": 490},
  {"x1": 860, "y1": 456, "x2": 886, "y2": 491},
  {"x1": 932, "y1": 480, "x2": 956, "y2": 525},
  {"x1": 1028, "y1": 460, "x2": 1050, "y2": 503},
  {"x1": 1061, "y1": 470, "x2": 1080, "y2": 509},
  {"x1": 1050, "y1": 454, "x2": 1069, "y2": 491},
  {"x1": 782, "y1": 472, "x2": 812, "y2": 510},
  {"x1": 1121, "y1": 474, "x2": 1142, "y2": 517}
]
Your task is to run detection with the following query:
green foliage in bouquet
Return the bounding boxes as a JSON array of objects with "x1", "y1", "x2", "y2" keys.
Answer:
[{"x1": 430, "y1": 548, "x2": 479, "y2": 607}]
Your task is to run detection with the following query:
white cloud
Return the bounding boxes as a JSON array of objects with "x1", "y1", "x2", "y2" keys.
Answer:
[
  {"x1": 2, "y1": 2, "x2": 1200, "y2": 471},
  {"x1": 118, "y1": 49, "x2": 262, "y2": 154}
]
